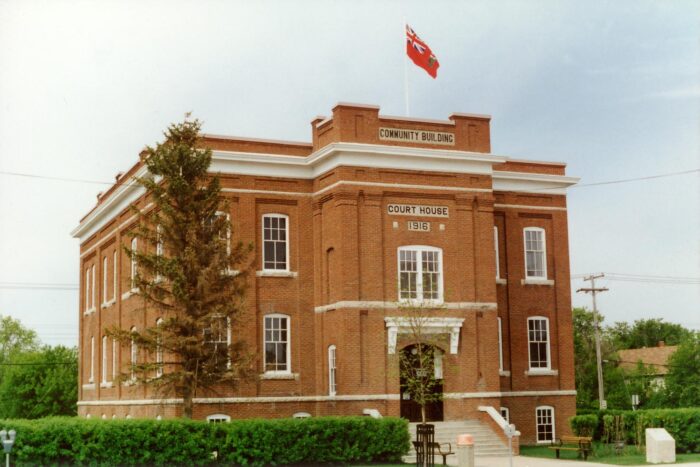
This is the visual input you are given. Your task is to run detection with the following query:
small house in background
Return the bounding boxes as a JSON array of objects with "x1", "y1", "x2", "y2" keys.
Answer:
[{"x1": 618, "y1": 341, "x2": 677, "y2": 389}]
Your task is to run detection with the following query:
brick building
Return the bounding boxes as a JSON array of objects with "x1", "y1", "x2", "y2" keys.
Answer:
[{"x1": 72, "y1": 103, "x2": 578, "y2": 444}]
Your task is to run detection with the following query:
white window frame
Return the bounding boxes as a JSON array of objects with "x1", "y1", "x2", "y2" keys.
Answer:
[
  {"x1": 328, "y1": 345, "x2": 337, "y2": 396},
  {"x1": 500, "y1": 407, "x2": 510, "y2": 423},
  {"x1": 89, "y1": 336, "x2": 95, "y2": 383},
  {"x1": 155, "y1": 318, "x2": 164, "y2": 378},
  {"x1": 102, "y1": 256, "x2": 108, "y2": 305},
  {"x1": 91, "y1": 264, "x2": 96, "y2": 310},
  {"x1": 536, "y1": 405, "x2": 555, "y2": 443},
  {"x1": 494, "y1": 226, "x2": 500, "y2": 279},
  {"x1": 155, "y1": 225, "x2": 163, "y2": 282},
  {"x1": 497, "y1": 317, "x2": 504, "y2": 372},
  {"x1": 130, "y1": 326, "x2": 138, "y2": 382},
  {"x1": 130, "y1": 238, "x2": 138, "y2": 291},
  {"x1": 524, "y1": 227, "x2": 547, "y2": 279},
  {"x1": 85, "y1": 267, "x2": 91, "y2": 312},
  {"x1": 215, "y1": 212, "x2": 231, "y2": 256},
  {"x1": 206, "y1": 414, "x2": 231, "y2": 423},
  {"x1": 527, "y1": 316, "x2": 551, "y2": 371},
  {"x1": 101, "y1": 335, "x2": 107, "y2": 384},
  {"x1": 113, "y1": 250, "x2": 117, "y2": 301},
  {"x1": 112, "y1": 337, "x2": 117, "y2": 381},
  {"x1": 204, "y1": 315, "x2": 231, "y2": 367},
  {"x1": 262, "y1": 214, "x2": 289, "y2": 272},
  {"x1": 263, "y1": 313, "x2": 291, "y2": 374},
  {"x1": 397, "y1": 245, "x2": 444, "y2": 304}
]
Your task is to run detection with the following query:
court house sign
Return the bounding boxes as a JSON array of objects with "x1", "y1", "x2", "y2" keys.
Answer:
[{"x1": 387, "y1": 204, "x2": 449, "y2": 218}]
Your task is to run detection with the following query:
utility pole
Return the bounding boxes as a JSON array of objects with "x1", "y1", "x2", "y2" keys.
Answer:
[{"x1": 577, "y1": 273, "x2": 609, "y2": 410}]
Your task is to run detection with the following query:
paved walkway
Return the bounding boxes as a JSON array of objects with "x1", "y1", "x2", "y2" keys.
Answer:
[{"x1": 437, "y1": 454, "x2": 700, "y2": 466}]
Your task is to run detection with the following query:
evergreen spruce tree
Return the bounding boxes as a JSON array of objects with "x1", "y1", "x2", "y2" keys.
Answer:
[{"x1": 107, "y1": 117, "x2": 253, "y2": 418}]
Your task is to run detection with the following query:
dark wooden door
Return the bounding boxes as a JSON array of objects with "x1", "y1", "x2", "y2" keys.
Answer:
[{"x1": 399, "y1": 345, "x2": 444, "y2": 422}]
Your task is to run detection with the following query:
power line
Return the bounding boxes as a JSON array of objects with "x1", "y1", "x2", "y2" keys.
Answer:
[
  {"x1": 572, "y1": 273, "x2": 700, "y2": 285},
  {"x1": 1, "y1": 167, "x2": 698, "y2": 193},
  {"x1": 0, "y1": 282, "x2": 78, "y2": 290}
]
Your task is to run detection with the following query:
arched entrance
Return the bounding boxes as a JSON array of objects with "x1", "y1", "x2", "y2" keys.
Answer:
[{"x1": 399, "y1": 344, "x2": 444, "y2": 422}]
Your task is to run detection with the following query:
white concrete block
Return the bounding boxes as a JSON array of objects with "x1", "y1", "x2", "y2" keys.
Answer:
[{"x1": 646, "y1": 428, "x2": 675, "y2": 464}]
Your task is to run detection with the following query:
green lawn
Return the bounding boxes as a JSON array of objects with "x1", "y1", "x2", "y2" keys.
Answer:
[{"x1": 520, "y1": 442, "x2": 700, "y2": 465}]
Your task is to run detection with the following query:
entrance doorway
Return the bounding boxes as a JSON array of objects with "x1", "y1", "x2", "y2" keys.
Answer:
[{"x1": 399, "y1": 344, "x2": 444, "y2": 422}]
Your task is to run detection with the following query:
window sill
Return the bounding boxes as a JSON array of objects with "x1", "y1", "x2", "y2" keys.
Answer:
[
  {"x1": 121, "y1": 289, "x2": 139, "y2": 300},
  {"x1": 100, "y1": 382, "x2": 113, "y2": 388},
  {"x1": 499, "y1": 370, "x2": 511, "y2": 377},
  {"x1": 123, "y1": 379, "x2": 137, "y2": 387},
  {"x1": 224, "y1": 268, "x2": 240, "y2": 277},
  {"x1": 83, "y1": 308, "x2": 97, "y2": 316},
  {"x1": 496, "y1": 278, "x2": 508, "y2": 285},
  {"x1": 256, "y1": 270, "x2": 298, "y2": 278},
  {"x1": 82, "y1": 383, "x2": 96, "y2": 390},
  {"x1": 525, "y1": 369, "x2": 559, "y2": 376},
  {"x1": 521, "y1": 279, "x2": 555, "y2": 286},
  {"x1": 260, "y1": 372, "x2": 298, "y2": 380},
  {"x1": 397, "y1": 299, "x2": 444, "y2": 307},
  {"x1": 101, "y1": 299, "x2": 116, "y2": 309}
]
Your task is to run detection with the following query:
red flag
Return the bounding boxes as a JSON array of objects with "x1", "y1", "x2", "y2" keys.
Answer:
[{"x1": 406, "y1": 24, "x2": 439, "y2": 78}]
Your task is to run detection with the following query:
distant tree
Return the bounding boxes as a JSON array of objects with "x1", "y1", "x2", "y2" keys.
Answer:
[
  {"x1": 106, "y1": 117, "x2": 253, "y2": 419},
  {"x1": 0, "y1": 345, "x2": 77, "y2": 418},
  {"x1": 662, "y1": 333, "x2": 700, "y2": 407},
  {"x1": 0, "y1": 315, "x2": 39, "y2": 364},
  {"x1": 608, "y1": 318, "x2": 692, "y2": 350}
]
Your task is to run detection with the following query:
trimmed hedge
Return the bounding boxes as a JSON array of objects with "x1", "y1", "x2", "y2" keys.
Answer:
[
  {"x1": 0, "y1": 416, "x2": 410, "y2": 465},
  {"x1": 569, "y1": 408, "x2": 700, "y2": 453},
  {"x1": 569, "y1": 414, "x2": 597, "y2": 437}
]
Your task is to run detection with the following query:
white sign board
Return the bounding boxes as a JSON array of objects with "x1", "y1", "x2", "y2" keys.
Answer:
[
  {"x1": 387, "y1": 204, "x2": 449, "y2": 218},
  {"x1": 378, "y1": 127, "x2": 455, "y2": 146}
]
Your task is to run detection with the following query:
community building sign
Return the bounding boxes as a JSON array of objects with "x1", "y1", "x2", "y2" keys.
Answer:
[{"x1": 378, "y1": 127, "x2": 455, "y2": 146}]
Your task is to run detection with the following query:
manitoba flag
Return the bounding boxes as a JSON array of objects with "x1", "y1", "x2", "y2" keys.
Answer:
[{"x1": 406, "y1": 24, "x2": 439, "y2": 78}]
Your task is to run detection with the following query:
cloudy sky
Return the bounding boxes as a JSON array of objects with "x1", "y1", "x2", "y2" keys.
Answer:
[{"x1": 1, "y1": 0, "x2": 698, "y2": 346}]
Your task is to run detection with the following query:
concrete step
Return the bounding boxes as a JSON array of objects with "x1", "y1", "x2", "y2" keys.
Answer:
[{"x1": 403, "y1": 420, "x2": 512, "y2": 461}]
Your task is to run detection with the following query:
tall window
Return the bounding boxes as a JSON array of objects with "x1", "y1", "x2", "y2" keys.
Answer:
[
  {"x1": 130, "y1": 238, "x2": 138, "y2": 290},
  {"x1": 497, "y1": 317, "x2": 504, "y2": 372},
  {"x1": 89, "y1": 336, "x2": 95, "y2": 383},
  {"x1": 155, "y1": 225, "x2": 163, "y2": 281},
  {"x1": 528, "y1": 317, "x2": 550, "y2": 369},
  {"x1": 102, "y1": 256, "x2": 108, "y2": 304},
  {"x1": 524, "y1": 227, "x2": 546, "y2": 279},
  {"x1": 328, "y1": 345, "x2": 337, "y2": 396},
  {"x1": 130, "y1": 327, "x2": 138, "y2": 381},
  {"x1": 494, "y1": 226, "x2": 500, "y2": 279},
  {"x1": 536, "y1": 406, "x2": 555, "y2": 443},
  {"x1": 113, "y1": 250, "x2": 117, "y2": 300},
  {"x1": 112, "y1": 338, "x2": 117, "y2": 381},
  {"x1": 91, "y1": 264, "x2": 96, "y2": 309},
  {"x1": 85, "y1": 267, "x2": 91, "y2": 311},
  {"x1": 264, "y1": 314, "x2": 290, "y2": 373},
  {"x1": 204, "y1": 315, "x2": 230, "y2": 365},
  {"x1": 398, "y1": 246, "x2": 443, "y2": 302},
  {"x1": 101, "y1": 336, "x2": 108, "y2": 384},
  {"x1": 262, "y1": 214, "x2": 288, "y2": 271},
  {"x1": 155, "y1": 318, "x2": 164, "y2": 378}
]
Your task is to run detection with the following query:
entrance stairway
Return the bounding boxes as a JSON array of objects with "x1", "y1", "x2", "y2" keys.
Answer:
[{"x1": 403, "y1": 420, "x2": 512, "y2": 463}]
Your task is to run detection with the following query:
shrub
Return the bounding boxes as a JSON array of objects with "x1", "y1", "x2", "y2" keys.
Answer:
[
  {"x1": 569, "y1": 414, "x2": 597, "y2": 436},
  {"x1": 0, "y1": 416, "x2": 410, "y2": 465},
  {"x1": 574, "y1": 408, "x2": 700, "y2": 453}
]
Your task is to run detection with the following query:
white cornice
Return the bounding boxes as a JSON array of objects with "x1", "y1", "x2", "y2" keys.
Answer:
[
  {"x1": 492, "y1": 171, "x2": 579, "y2": 195},
  {"x1": 72, "y1": 142, "x2": 577, "y2": 242}
]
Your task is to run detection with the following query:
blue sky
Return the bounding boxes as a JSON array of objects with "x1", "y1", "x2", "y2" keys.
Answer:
[{"x1": 0, "y1": 0, "x2": 698, "y2": 346}]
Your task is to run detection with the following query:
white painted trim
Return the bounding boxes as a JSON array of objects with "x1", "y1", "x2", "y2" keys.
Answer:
[
  {"x1": 314, "y1": 301, "x2": 496, "y2": 313},
  {"x1": 385, "y1": 316, "x2": 464, "y2": 354},
  {"x1": 100, "y1": 382, "x2": 113, "y2": 389},
  {"x1": 494, "y1": 203, "x2": 567, "y2": 212},
  {"x1": 536, "y1": 405, "x2": 556, "y2": 444},
  {"x1": 260, "y1": 372, "x2": 298, "y2": 380},
  {"x1": 81, "y1": 384, "x2": 96, "y2": 390},
  {"x1": 256, "y1": 270, "x2": 298, "y2": 278},
  {"x1": 525, "y1": 369, "x2": 559, "y2": 376},
  {"x1": 263, "y1": 313, "x2": 291, "y2": 374},
  {"x1": 527, "y1": 316, "x2": 552, "y2": 371},
  {"x1": 76, "y1": 389, "x2": 576, "y2": 406},
  {"x1": 261, "y1": 213, "x2": 290, "y2": 272},
  {"x1": 521, "y1": 279, "x2": 555, "y2": 286},
  {"x1": 202, "y1": 133, "x2": 311, "y2": 147},
  {"x1": 496, "y1": 278, "x2": 508, "y2": 285},
  {"x1": 315, "y1": 180, "x2": 492, "y2": 197},
  {"x1": 497, "y1": 317, "x2": 504, "y2": 372},
  {"x1": 72, "y1": 145, "x2": 578, "y2": 243},
  {"x1": 524, "y1": 227, "x2": 547, "y2": 280},
  {"x1": 499, "y1": 370, "x2": 511, "y2": 377},
  {"x1": 494, "y1": 226, "x2": 500, "y2": 279},
  {"x1": 492, "y1": 171, "x2": 579, "y2": 195},
  {"x1": 206, "y1": 413, "x2": 231, "y2": 423},
  {"x1": 397, "y1": 245, "x2": 444, "y2": 303}
]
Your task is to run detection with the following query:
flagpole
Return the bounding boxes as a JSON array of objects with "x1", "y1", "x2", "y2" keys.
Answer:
[{"x1": 403, "y1": 18, "x2": 410, "y2": 116}]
